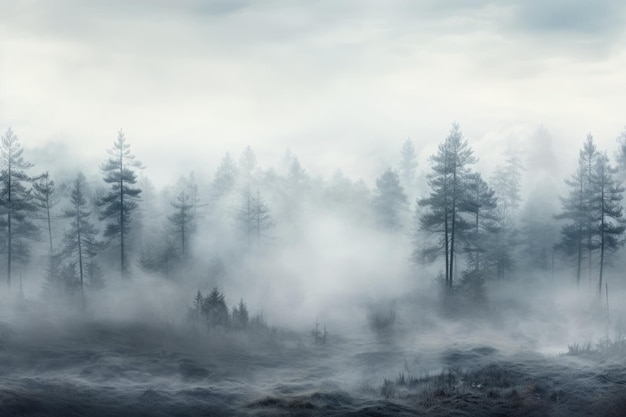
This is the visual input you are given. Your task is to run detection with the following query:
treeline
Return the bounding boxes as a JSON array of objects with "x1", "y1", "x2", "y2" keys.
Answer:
[
  {"x1": 188, "y1": 287, "x2": 267, "y2": 331},
  {"x1": 416, "y1": 125, "x2": 626, "y2": 302},
  {"x1": 1, "y1": 124, "x2": 625, "y2": 310}
]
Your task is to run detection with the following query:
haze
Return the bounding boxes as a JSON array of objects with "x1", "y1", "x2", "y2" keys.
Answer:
[{"x1": 2, "y1": 1, "x2": 626, "y2": 416}]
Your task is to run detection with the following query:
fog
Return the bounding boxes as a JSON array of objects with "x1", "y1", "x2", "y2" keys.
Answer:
[{"x1": 3, "y1": 1, "x2": 626, "y2": 416}]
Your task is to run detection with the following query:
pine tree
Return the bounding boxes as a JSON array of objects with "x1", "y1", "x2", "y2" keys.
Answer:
[
  {"x1": 372, "y1": 169, "x2": 408, "y2": 230},
  {"x1": 418, "y1": 123, "x2": 478, "y2": 290},
  {"x1": 238, "y1": 188, "x2": 273, "y2": 252},
  {"x1": 490, "y1": 150, "x2": 523, "y2": 279},
  {"x1": 32, "y1": 171, "x2": 57, "y2": 254},
  {"x1": 61, "y1": 173, "x2": 102, "y2": 305},
  {"x1": 168, "y1": 190, "x2": 194, "y2": 258},
  {"x1": 0, "y1": 128, "x2": 38, "y2": 288},
  {"x1": 461, "y1": 172, "x2": 498, "y2": 274},
  {"x1": 580, "y1": 134, "x2": 598, "y2": 282},
  {"x1": 201, "y1": 287, "x2": 229, "y2": 327},
  {"x1": 589, "y1": 153, "x2": 625, "y2": 298},
  {"x1": 555, "y1": 136, "x2": 599, "y2": 286},
  {"x1": 98, "y1": 130, "x2": 143, "y2": 278},
  {"x1": 231, "y1": 298, "x2": 249, "y2": 329},
  {"x1": 211, "y1": 153, "x2": 238, "y2": 201}
]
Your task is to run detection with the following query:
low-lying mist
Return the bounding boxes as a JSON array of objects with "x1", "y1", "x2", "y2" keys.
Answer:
[{"x1": 1, "y1": 127, "x2": 626, "y2": 416}]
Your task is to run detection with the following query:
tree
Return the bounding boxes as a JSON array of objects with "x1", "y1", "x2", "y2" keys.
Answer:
[
  {"x1": 418, "y1": 123, "x2": 478, "y2": 291},
  {"x1": 580, "y1": 134, "x2": 599, "y2": 282},
  {"x1": 490, "y1": 150, "x2": 523, "y2": 279},
  {"x1": 461, "y1": 172, "x2": 498, "y2": 274},
  {"x1": 238, "y1": 188, "x2": 273, "y2": 252},
  {"x1": 61, "y1": 173, "x2": 102, "y2": 305},
  {"x1": 168, "y1": 190, "x2": 194, "y2": 259},
  {"x1": 231, "y1": 298, "x2": 249, "y2": 329},
  {"x1": 555, "y1": 136, "x2": 598, "y2": 286},
  {"x1": 615, "y1": 127, "x2": 626, "y2": 181},
  {"x1": 372, "y1": 169, "x2": 408, "y2": 230},
  {"x1": 98, "y1": 130, "x2": 143, "y2": 278},
  {"x1": 201, "y1": 287, "x2": 229, "y2": 327},
  {"x1": 589, "y1": 153, "x2": 625, "y2": 298},
  {"x1": 398, "y1": 138, "x2": 418, "y2": 188},
  {"x1": 32, "y1": 171, "x2": 57, "y2": 254},
  {"x1": 0, "y1": 128, "x2": 38, "y2": 288},
  {"x1": 211, "y1": 153, "x2": 238, "y2": 201}
]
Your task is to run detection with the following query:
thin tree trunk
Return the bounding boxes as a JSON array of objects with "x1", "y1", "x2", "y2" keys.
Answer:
[
  {"x1": 7, "y1": 161, "x2": 11, "y2": 289},
  {"x1": 120, "y1": 147, "x2": 125, "y2": 278},
  {"x1": 599, "y1": 194, "x2": 605, "y2": 299},
  {"x1": 77, "y1": 200, "x2": 84, "y2": 309}
]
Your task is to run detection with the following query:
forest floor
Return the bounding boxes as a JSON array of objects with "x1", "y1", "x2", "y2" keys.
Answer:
[{"x1": 0, "y1": 306, "x2": 625, "y2": 417}]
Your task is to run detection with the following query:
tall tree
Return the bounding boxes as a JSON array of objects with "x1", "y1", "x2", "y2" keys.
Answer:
[
  {"x1": 462, "y1": 172, "x2": 498, "y2": 274},
  {"x1": 168, "y1": 190, "x2": 194, "y2": 259},
  {"x1": 98, "y1": 130, "x2": 143, "y2": 278},
  {"x1": 238, "y1": 188, "x2": 273, "y2": 252},
  {"x1": 580, "y1": 134, "x2": 598, "y2": 282},
  {"x1": 589, "y1": 153, "x2": 625, "y2": 298},
  {"x1": 0, "y1": 128, "x2": 38, "y2": 288},
  {"x1": 555, "y1": 136, "x2": 599, "y2": 286},
  {"x1": 32, "y1": 171, "x2": 56, "y2": 254},
  {"x1": 61, "y1": 173, "x2": 102, "y2": 304},
  {"x1": 211, "y1": 152, "x2": 238, "y2": 201},
  {"x1": 490, "y1": 150, "x2": 523, "y2": 279},
  {"x1": 372, "y1": 169, "x2": 408, "y2": 230},
  {"x1": 418, "y1": 123, "x2": 478, "y2": 290},
  {"x1": 615, "y1": 127, "x2": 626, "y2": 181},
  {"x1": 398, "y1": 138, "x2": 418, "y2": 188}
]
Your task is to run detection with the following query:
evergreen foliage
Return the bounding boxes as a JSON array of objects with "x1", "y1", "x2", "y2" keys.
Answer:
[{"x1": 98, "y1": 130, "x2": 143, "y2": 277}]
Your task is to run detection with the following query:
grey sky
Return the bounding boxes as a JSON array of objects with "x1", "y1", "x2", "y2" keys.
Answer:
[{"x1": 2, "y1": 0, "x2": 626, "y2": 186}]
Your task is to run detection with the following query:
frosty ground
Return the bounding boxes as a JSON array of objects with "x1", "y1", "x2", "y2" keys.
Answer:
[{"x1": 1, "y1": 284, "x2": 624, "y2": 417}]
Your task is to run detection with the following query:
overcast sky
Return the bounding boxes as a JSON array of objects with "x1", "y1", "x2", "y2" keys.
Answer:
[{"x1": 2, "y1": 0, "x2": 626, "y2": 187}]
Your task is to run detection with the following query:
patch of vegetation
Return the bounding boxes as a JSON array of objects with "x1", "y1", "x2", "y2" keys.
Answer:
[{"x1": 564, "y1": 334, "x2": 626, "y2": 359}]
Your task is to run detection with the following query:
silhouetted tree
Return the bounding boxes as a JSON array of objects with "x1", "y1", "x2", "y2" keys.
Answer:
[
  {"x1": 0, "y1": 128, "x2": 38, "y2": 288},
  {"x1": 490, "y1": 150, "x2": 523, "y2": 279},
  {"x1": 32, "y1": 171, "x2": 57, "y2": 254},
  {"x1": 212, "y1": 153, "x2": 238, "y2": 201},
  {"x1": 168, "y1": 190, "x2": 194, "y2": 258},
  {"x1": 61, "y1": 173, "x2": 102, "y2": 305},
  {"x1": 556, "y1": 136, "x2": 598, "y2": 286},
  {"x1": 98, "y1": 130, "x2": 143, "y2": 278},
  {"x1": 418, "y1": 123, "x2": 478, "y2": 290},
  {"x1": 372, "y1": 169, "x2": 408, "y2": 230},
  {"x1": 615, "y1": 127, "x2": 626, "y2": 181},
  {"x1": 462, "y1": 172, "x2": 498, "y2": 274},
  {"x1": 238, "y1": 188, "x2": 273, "y2": 252},
  {"x1": 589, "y1": 153, "x2": 625, "y2": 297},
  {"x1": 202, "y1": 287, "x2": 229, "y2": 327},
  {"x1": 231, "y1": 298, "x2": 249, "y2": 329}
]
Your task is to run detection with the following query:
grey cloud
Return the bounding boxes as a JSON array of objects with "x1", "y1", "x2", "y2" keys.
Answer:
[{"x1": 514, "y1": 0, "x2": 626, "y2": 35}]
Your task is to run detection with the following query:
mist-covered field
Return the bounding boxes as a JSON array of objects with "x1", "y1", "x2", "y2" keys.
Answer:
[
  {"x1": 5, "y1": 1, "x2": 626, "y2": 416},
  {"x1": 1, "y1": 272, "x2": 625, "y2": 417}
]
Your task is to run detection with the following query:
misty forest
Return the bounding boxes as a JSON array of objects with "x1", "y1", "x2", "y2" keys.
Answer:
[{"x1": 1, "y1": 123, "x2": 626, "y2": 416}]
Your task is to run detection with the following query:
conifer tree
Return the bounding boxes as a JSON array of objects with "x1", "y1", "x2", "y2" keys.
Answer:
[
  {"x1": 168, "y1": 190, "x2": 194, "y2": 258},
  {"x1": 418, "y1": 123, "x2": 478, "y2": 290},
  {"x1": 61, "y1": 173, "x2": 102, "y2": 304},
  {"x1": 98, "y1": 130, "x2": 143, "y2": 278},
  {"x1": 0, "y1": 128, "x2": 38, "y2": 288},
  {"x1": 372, "y1": 169, "x2": 408, "y2": 230},
  {"x1": 589, "y1": 153, "x2": 625, "y2": 297}
]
